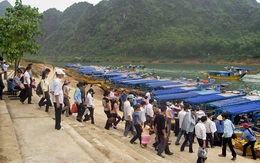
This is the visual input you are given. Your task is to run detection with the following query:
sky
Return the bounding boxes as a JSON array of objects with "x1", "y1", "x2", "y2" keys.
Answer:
[
  {"x1": 2, "y1": 0, "x2": 260, "y2": 13},
  {"x1": 4, "y1": 0, "x2": 102, "y2": 12}
]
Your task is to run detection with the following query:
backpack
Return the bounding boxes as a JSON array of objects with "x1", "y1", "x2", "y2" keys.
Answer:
[{"x1": 36, "y1": 80, "x2": 43, "y2": 96}]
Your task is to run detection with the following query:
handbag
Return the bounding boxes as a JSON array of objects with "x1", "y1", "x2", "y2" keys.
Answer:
[
  {"x1": 197, "y1": 147, "x2": 208, "y2": 158},
  {"x1": 232, "y1": 133, "x2": 237, "y2": 139},
  {"x1": 70, "y1": 103, "x2": 78, "y2": 113}
]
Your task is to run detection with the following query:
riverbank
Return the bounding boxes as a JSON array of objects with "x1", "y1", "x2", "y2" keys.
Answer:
[{"x1": 0, "y1": 62, "x2": 258, "y2": 162}]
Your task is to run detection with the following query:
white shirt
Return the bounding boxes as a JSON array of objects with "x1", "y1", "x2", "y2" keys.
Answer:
[
  {"x1": 23, "y1": 71, "x2": 31, "y2": 85},
  {"x1": 139, "y1": 106, "x2": 146, "y2": 123},
  {"x1": 40, "y1": 78, "x2": 49, "y2": 92},
  {"x1": 205, "y1": 118, "x2": 216, "y2": 134},
  {"x1": 86, "y1": 93, "x2": 93, "y2": 107},
  {"x1": 146, "y1": 103, "x2": 154, "y2": 118},
  {"x1": 145, "y1": 92, "x2": 151, "y2": 101},
  {"x1": 195, "y1": 122, "x2": 206, "y2": 140},
  {"x1": 3, "y1": 64, "x2": 9, "y2": 71},
  {"x1": 52, "y1": 77, "x2": 63, "y2": 104},
  {"x1": 123, "y1": 101, "x2": 132, "y2": 121},
  {"x1": 178, "y1": 110, "x2": 187, "y2": 128}
]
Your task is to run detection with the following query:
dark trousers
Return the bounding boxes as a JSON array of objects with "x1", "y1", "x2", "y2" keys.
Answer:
[
  {"x1": 38, "y1": 91, "x2": 51, "y2": 112},
  {"x1": 181, "y1": 132, "x2": 194, "y2": 152},
  {"x1": 54, "y1": 103, "x2": 62, "y2": 130},
  {"x1": 87, "y1": 107, "x2": 94, "y2": 123},
  {"x1": 157, "y1": 135, "x2": 167, "y2": 155},
  {"x1": 197, "y1": 138, "x2": 206, "y2": 163},
  {"x1": 0, "y1": 75, "x2": 4, "y2": 99},
  {"x1": 76, "y1": 103, "x2": 85, "y2": 119},
  {"x1": 215, "y1": 133, "x2": 223, "y2": 146},
  {"x1": 111, "y1": 113, "x2": 122, "y2": 126},
  {"x1": 104, "y1": 110, "x2": 111, "y2": 129},
  {"x1": 20, "y1": 84, "x2": 31, "y2": 103},
  {"x1": 174, "y1": 119, "x2": 179, "y2": 136},
  {"x1": 130, "y1": 124, "x2": 142, "y2": 144},
  {"x1": 14, "y1": 86, "x2": 26, "y2": 97},
  {"x1": 222, "y1": 137, "x2": 236, "y2": 157},
  {"x1": 243, "y1": 141, "x2": 256, "y2": 159},
  {"x1": 206, "y1": 133, "x2": 214, "y2": 147}
]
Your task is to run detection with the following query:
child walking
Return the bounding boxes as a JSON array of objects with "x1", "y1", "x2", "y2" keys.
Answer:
[{"x1": 142, "y1": 120, "x2": 152, "y2": 148}]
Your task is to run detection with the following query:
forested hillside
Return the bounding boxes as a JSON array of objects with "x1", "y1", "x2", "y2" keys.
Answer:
[{"x1": 2, "y1": 0, "x2": 260, "y2": 62}]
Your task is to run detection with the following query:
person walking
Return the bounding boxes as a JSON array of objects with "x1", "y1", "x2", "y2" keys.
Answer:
[
  {"x1": 180, "y1": 104, "x2": 196, "y2": 153},
  {"x1": 3, "y1": 61, "x2": 9, "y2": 80},
  {"x1": 74, "y1": 82, "x2": 85, "y2": 122},
  {"x1": 130, "y1": 104, "x2": 144, "y2": 147},
  {"x1": 85, "y1": 89, "x2": 95, "y2": 124},
  {"x1": 139, "y1": 101, "x2": 147, "y2": 124},
  {"x1": 38, "y1": 70, "x2": 51, "y2": 112},
  {"x1": 52, "y1": 69, "x2": 65, "y2": 130},
  {"x1": 123, "y1": 94, "x2": 134, "y2": 136},
  {"x1": 166, "y1": 102, "x2": 173, "y2": 138},
  {"x1": 110, "y1": 97, "x2": 122, "y2": 129},
  {"x1": 239, "y1": 123, "x2": 257, "y2": 160},
  {"x1": 175, "y1": 102, "x2": 187, "y2": 145},
  {"x1": 103, "y1": 91, "x2": 112, "y2": 130},
  {"x1": 195, "y1": 116, "x2": 208, "y2": 163},
  {"x1": 154, "y1": 105, "x2": 173, "y2": 158},
  {"x1": 215, "y1": 114, "x2": 224, "y2": 147},
  {"x1": 205, "y1": 113, "x2": 215, "y2": 148},
  {"x1": 218, "y1": 112, "x2": 237, "y2": 161},
  {"x1": 62, "y1": 79, "x2": 71, "y2": 117},
  {"x1": 20, "y1": 66, "x2": 32, "y2": 104},
  {"x1": 0, "y1": 57, "x2": 4, "y2": 100}
]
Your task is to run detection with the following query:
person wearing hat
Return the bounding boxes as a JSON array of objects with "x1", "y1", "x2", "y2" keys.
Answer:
[
  {"x1": 195, "y1": 115, "x2": 208, "y2": 163},
  {"x1": 238, "y1": 123, "x2": 257, "y2": 160},
  {"x1": 20, "y1": 66, "x2": 32, "y2": 104},
  {"x1": 123, "y1": 94, "x2": 134, "y2": 136},
  {"x1": 0, "y1": 56, "x2": 5, "y2": 100},
  {"x1": 62, "y1": 79, "x2": 71, "y2": 117},
  {"x1": 215, "y1": 114, "x2": 224, "y2": 147},
  {"x1": 38, "y1": 68, "x2": 51, "y2": 112},
  {"x1": 52, "y1": 69, "x2": 65, "y2": 130}
]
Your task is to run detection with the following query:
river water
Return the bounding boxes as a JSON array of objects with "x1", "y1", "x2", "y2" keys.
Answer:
[{"x1": 143, "y1": 63, "x2": 260, "y2": 91}]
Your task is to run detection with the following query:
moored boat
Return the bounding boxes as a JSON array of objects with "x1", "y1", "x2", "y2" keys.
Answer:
[{"x1": 200, "y1": 70, "x2": 246, "y2": 80}]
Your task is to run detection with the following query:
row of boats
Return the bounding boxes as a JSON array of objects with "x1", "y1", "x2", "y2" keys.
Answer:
[{"x1": 64, "y1": 64, "x2": 260, "y2": 126}]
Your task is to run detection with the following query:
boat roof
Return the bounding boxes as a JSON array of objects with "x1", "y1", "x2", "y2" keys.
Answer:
[
  {"x1": 152, "y1": 87, "x2": 199, "y2": 96},
  {"x1": 121, "y1": 79, "x2": 159, "y2": 84},
  {"x1": 161, "y1": 84, "x2": 189, "y2": 89},
  {"x1": 206, "y1": 96, "x2": 260, "y2": 108},
  {"x1": 224, "y1": 66, "x2": 252, "y2": 71},
  {"x1": 154, "y1": 90, "x2": 219, "y2": 101},
  {"x1": 206, "y1": 70, "x2": 234, "y2": 74},
  {"x1": 184, "y1": 93, "x2": 245, "y2": 104},
  {"x1": 216, "y1": 102, "x2": 260, "y2": 115},
  {"x1": 146, "y1": 81, "x2": 183, "y2": 88}
]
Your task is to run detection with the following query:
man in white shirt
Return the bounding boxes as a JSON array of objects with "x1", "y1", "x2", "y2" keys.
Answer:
[
  {"x1": 52, "y1": 69, "x2": 65, "y2": 130},
  {"x1": 175, "y1": 104, "x2": 187, "y2": 145},
  {"x1": 20, "y1": 66, "x2": 32, "y2": 104},
  {"x1": 123, "y1": 94, "x2": 134, "y2": 137},
  {"x1": 85, "y1": 89, "x2": 95, "y2": 124},
  {"x1": 3, "y1": 61, "x2": 9, "y2": 80},
  {"x1": 195, "y1": 116, "x2": 207, "y2": 163},
  {"x1": 205, "y1": 113, "x2": 215, "y2": 148},
  {"x1": 146, "y1": 99, "x2": 155, "y2": 121}
]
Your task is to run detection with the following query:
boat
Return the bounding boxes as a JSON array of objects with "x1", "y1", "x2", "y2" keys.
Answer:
[{"x1": 200, "y1": 70, "x2": 246, "y2": 80}]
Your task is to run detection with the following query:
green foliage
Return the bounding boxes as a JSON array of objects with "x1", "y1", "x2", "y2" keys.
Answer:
[
  {"x1": 0, "y1": 0, "x2": 43, "y2": 71},
  {"x1": 37, "y1": 0, "x2": 260, "y2": 61}
]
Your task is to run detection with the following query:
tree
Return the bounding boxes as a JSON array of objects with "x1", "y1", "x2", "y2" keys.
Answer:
[{"x1": 0, "y1": 0, "x2": 43, "y2": 73}]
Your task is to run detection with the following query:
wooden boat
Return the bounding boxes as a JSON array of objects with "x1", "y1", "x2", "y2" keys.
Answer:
[
  {"x1": 224, "y1": 66, "x2": 260, "y2": 75},
  {"x1": 200, "y1": 70, "x2": 246, "y2": 80}
]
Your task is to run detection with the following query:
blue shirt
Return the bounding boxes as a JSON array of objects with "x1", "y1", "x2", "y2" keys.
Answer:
[
  {"x1": 223, "y1": 119, "x2": 234, "y2": 138},
  {"x1": 121, "y1": 93, "x2": 126, "y2": 102},
  {"x1": 241, "y1": 128, "x2": 256, "y2": 142},
  {"x1": 216, "y1": 120, "x2": 224, "y2": 133},
  {"x1": 74, "y1": 87, "x2": 82, "y2": 103},
  {"x1": 133, "y1": 112, "x2": 141, "y2": 125}
]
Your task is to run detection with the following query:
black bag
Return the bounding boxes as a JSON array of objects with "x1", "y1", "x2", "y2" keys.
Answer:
[
  {"x1": 232, "y1": 133, "x2": 237, "y2": 139},
  {"x1": 36, "y1": 83, "x2": 42, "y2": 96}
]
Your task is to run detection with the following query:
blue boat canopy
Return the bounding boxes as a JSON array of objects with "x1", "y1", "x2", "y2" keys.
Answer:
[
  {"x1": 184, "y1": 93, "x2": 245, "y2": 104},
  {"x1": 216, "y1": 102, "x2": 260, "y2": 115},
  {"x1": 152, "y1": 87, "x2": 199, "y2": 96},
  {"x1": 206, "y1": 97, "x2": 250, "y2": 108}
]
